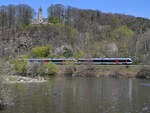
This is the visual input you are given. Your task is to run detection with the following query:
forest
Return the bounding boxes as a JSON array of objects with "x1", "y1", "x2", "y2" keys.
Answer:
[{"x1": 0, "y1": 4, "x2": 150, "y2": 64}]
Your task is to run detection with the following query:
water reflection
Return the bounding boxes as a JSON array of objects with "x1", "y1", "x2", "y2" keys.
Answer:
[{"x1": 2, "y1": 77, "x2": 150, "y2": 113}]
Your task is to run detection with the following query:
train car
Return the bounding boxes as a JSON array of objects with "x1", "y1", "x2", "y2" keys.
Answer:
[
  {"x1": 78, "y1": 58, "x2": 91, "y2": 65},
  {"x1": 78, "y1": 58, "x2": 133, "y2": 65},
  {"x1": 25, "y1": 58, "x2": 76, "y2": 64},
  {"x1": 25, "y1": 58, "x2": 53, "y2": 63},
  {"x1": 51, "y1": 58, "x2": 76, "y2": 64},
  {"x1": 24, "y1": 58, "x2": 133, "y2": 65}
]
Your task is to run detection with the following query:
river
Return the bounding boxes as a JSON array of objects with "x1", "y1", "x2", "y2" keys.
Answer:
[{"x1": 2, "y1": 76, "x2": 150, "y2": 113}]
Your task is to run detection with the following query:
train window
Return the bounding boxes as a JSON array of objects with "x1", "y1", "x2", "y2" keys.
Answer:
[
  {"x1": 118, "y1": 60, "x2": 126, "y2": 62},
  {"x1": 93, "y1": 60, "x2": 101, "y2": 62},
  {"x1": 52, "y1": 60, "x2": 63, "y2": 62},
  {"x1": 78, "y1": 60, "x2": 86, "y2": 62},
  {"x1": 92, "y1": 59, "x2": 132, "y2": 63},
  {"x1": 92, "y1": 60, "x2": 116, "y2": 62},
  {"x1": 117, "y1": 60, "x2": 131, "y2": 62},
  {"x1": 128, "y1": 60, "x2": 132, "y2": 62},
  {"x1": 107, "y1": 60, "x2": 115, "y2": 62},
  {"x1": 102, "y1": 60, "x2": 113, "y2": 62}
]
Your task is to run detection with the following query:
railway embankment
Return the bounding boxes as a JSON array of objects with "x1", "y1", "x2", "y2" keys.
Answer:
[
  {"x1": 1, "y1": 58, "x2": 150, "y2": 82},
  {"x1": 57, "y1": 65, "x2": 150, "y2": 79}
]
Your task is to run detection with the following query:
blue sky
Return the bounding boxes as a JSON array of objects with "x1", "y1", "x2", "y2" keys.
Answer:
[{"x1": 0, "y1": 0, "x2": 150, "y2": 19}]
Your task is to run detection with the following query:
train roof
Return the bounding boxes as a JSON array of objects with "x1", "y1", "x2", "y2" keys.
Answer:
[
  {"x1": 22, "y1": 58, "x2": 132, "y2": 61},
  {"x1": 25, "y1": 58, "x2": 76, "y2": 60},
  {"x1": 78, "y1": 58, "x2": 132, "y2": 60},
  {"x1": 52, "y1": 58, "x2": 76, "y2": 60}
]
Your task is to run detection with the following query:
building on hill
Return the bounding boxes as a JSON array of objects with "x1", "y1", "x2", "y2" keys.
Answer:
[{"x1": 32, "y1": 6, "x2": 48, "y2": 24}]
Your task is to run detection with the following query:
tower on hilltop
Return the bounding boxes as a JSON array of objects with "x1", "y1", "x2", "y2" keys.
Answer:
[
  {"x1": 38, "y1": 6, "x2": 43, "y2": 23},
  {"x1": 32, "y1": 6, "x2": 48, "y2": 24}
]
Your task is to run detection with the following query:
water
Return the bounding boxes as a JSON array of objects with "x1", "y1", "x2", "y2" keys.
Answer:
[{"x1": 2, "y1": 77, "x2": 150, "y2": 113}]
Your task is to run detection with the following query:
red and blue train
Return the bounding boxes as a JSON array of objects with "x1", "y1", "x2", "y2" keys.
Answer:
[{"x1": 22, "y1": 58, "x2": 133, "y2": 65}]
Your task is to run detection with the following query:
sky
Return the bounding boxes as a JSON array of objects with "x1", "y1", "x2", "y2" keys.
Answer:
[{"x1": 0, "y1": 0, "x2": 150, "y2": 19}]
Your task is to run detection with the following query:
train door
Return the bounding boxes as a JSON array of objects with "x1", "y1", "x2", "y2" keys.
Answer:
[
  {"x1": 116, "y1": 59, "x2": 119, "y2": 64},
  {"x1": 62, "y1": 59, "x2": 66, "y2": 65}
]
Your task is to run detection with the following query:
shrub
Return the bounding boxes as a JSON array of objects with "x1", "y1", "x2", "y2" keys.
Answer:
[
  {"x1": 44, "y1": 62, "x2": 58, "y2": 75},
  {"x1": 63, "y1": 47, "x2": 73, "y2": 58},
  {"x1": 76, "y1": 50, "x2": 84, "y2": 58},
  {"x1": 13, "y1": 59, "x2": 27, "y2": 76},
  {"x1": 65, "y1": 64, "x2": 77, "y2": 76},
  {"x1": 25, "y1": 24, "x2": 34, "y2": 30},
  {"x1": 31, "y1": 45, "x2": 52, "y2": 58}
]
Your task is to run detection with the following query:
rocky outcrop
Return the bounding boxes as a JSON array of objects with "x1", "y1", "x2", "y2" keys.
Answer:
[
  {"x1": 103, "y1": 42, "x2": 118, "y2": 57},
  {"x1": 6, "y1": 75, "x2": 47, "y2": 84},
  {"x1": 136, "y1": 66, "x2": 150, "y2": 78}
]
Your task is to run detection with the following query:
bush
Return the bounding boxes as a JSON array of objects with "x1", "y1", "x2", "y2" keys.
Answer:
[
  {"x1": 31, "y1": 45, "x2": 52, "y2": 58},
  {"x1": 25, "y1": 24, "x2": 34, "y2": 30},
  {"x1": 13, "y1": 59, "x2": 27, "y2": 76},
  {"x1": 76, "y1": 50, "x2": 84, "y2": 58},
  {"x1": 63, "y1": 47, "x2": 73, "y2": 58},
  {"x1": 44, "y1": 62, "x2": 58, "y2": 75}
]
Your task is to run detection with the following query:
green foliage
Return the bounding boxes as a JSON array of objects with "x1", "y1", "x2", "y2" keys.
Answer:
[
  {"x1": 25, "y1": 24, "x2": 34, "y2": 30},
  {"x1": 102, "y1": 25, "x2": 112, "y2": 40},
  {"x1": 63, "y1": 47, "x2": 73, "y2": 58},
  {"x1": 76, "y1": 50, "x2": 84, "y2": 58},
  {"x1": 48, "y1": 17, "x2": 60, "y2": 24},
  {"x1": 112, "y1": 15, "x2": 120, "y2": 28},
  {"x1": 31, "y1": 45, "x2": 52, "y2": 58},
  {"x1": 112, "y1": 26, "x2": 133, "y2": 40},
  {"x1": 2, "y1": 57, "x2": 9, "y2": 61},
  {"x1": 44, "y1": 62, "x2": 58, "y2": 75},
  {"x1": 13, "y1": 59, "x2": 27, "y2": 76},
  {"x1": 18, "y1": 24, "x2": 25, "y2": 30},
  {"x1": 136, "y1": 17, "x2": 150, "y2": 33},
  {"x1": 37, "y1": 24, "x2": 43, "y2": 29},
  {"x1": 22, "y1": 55, "x2": 30, "y2": 58},
  {"x1": 69, "y1": 28, "x2": 78, "y2": 45}
]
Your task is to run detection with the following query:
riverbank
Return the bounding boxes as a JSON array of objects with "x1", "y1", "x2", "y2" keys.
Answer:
[
  {"x1": 57, "y1": 65, "x2": 150, "y2": 79},
  {"x1": 5, "y1": 75, "x2": 47, "y2": 84}
]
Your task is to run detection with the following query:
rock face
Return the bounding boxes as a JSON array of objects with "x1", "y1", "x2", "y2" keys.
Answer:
[
  {"x1": 54, "y1": 45, "x2": 73, "y2": 56},
  {"x1": 103, "y1": 43, "x2": 118, "y2": 57},
  {"x1": 0, "y1": 31, "x2": 32, "y2": 57}
]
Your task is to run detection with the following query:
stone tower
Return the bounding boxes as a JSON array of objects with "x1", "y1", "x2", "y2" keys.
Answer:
[{"x1": 38, "y1": 6, "x2": 43, "y2": 23}]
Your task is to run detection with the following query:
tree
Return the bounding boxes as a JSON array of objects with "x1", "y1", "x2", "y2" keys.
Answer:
[
  {"x1": 0, "y1": 4, "x2": 34, "y2": 31},
  {"x1": 48, "y1": 16, "x2": 60, "y2": 24},
  {"x1": 112, "y1": 26, "x2": 134, "y2": 57},
  {"x1": 47, "y1": 4, "x2": 65, "y2": 23},
  {"x1": 112, "y1": 15, "x2": 120, "y2": 28},
  {"x1": 112, "y1": 26, "x2": 133, "y2": 40},
  {"x1": 16, "y1": 4, "x2": 34, "y2": 26},
  {"x1": 7, "y1": 5, "x2": 16, "y2": 28}
]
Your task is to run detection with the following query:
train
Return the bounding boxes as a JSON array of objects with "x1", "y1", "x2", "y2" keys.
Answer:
[{"x1": 21, "y1": 58, "x2": 133, "y2": 65}]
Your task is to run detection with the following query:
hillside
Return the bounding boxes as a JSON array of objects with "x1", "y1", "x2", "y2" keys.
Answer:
[{"x1": 0, "y1": 4, "x2": 150, "y2": 64}]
